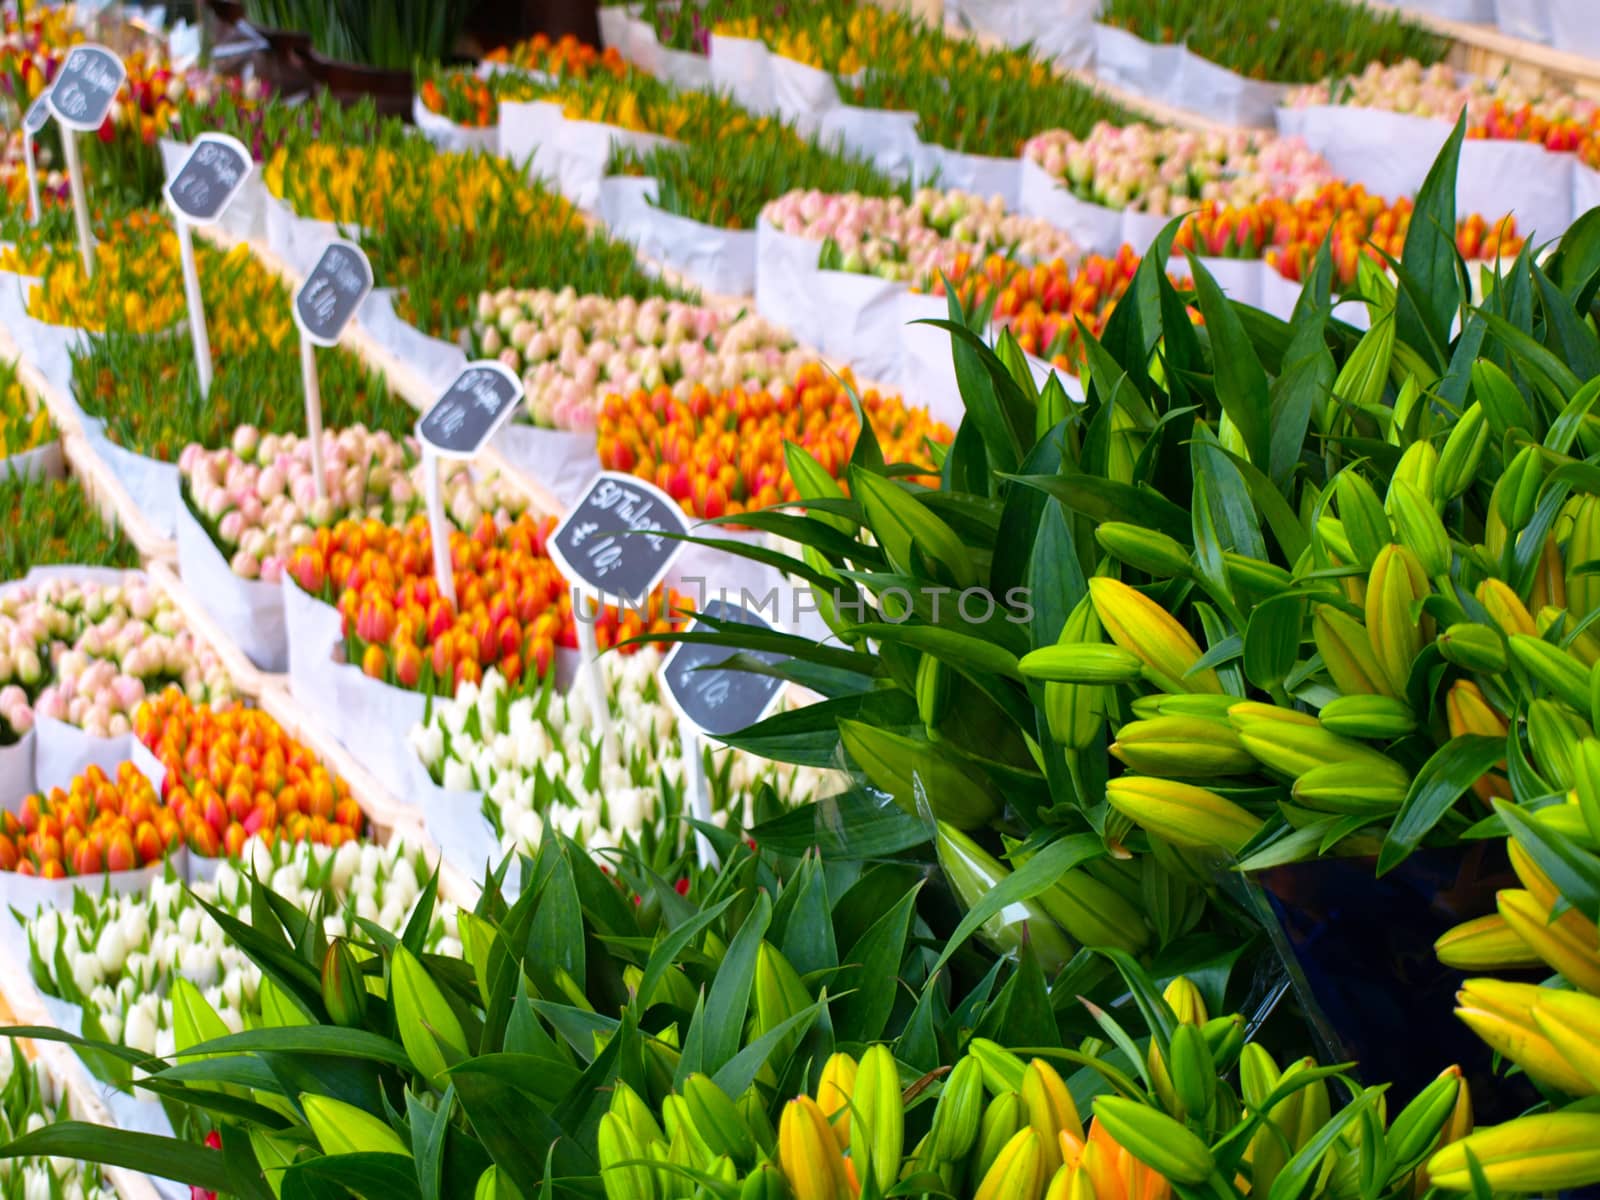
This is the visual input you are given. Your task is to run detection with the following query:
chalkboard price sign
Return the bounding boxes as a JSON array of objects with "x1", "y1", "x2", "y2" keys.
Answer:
[
  {"x1": 663, "y1": 600, "x2": 787, "y2": 737},
  {"x1": 24, "y1": 90, "x2": 52, "y2": 137},
  {"x1": 48, "y1": 45, "x2": 125, "y2": 133},
  {"x1": 548, "y1": 471, "x2": 689, "y2": 606},
  {"x1": 416, "y1": 361, "x2": 524, "y2": 460},
  {"x1": 294, "y1": 240, "x2": 374, "y2": 346},
  {"x1": 164, "y1": 133, "x2": 253, "y2": 226}
]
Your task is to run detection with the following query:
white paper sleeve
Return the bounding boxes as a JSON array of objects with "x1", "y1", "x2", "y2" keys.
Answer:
[
  {"x1": 174, "y1": 491, "x2": 288, "y2": 673},
  {"x1": 490, "y1": 422, "x2": 602, "y2": 511},
  {"x1": 709, "y1": 34, "x2": 774, "y2": 115},
  {"x1": 1196, "y1": 256, "x2": 1263, "y2": 307},
  {"x1": 358, "y1": 288, "x2": 468, "y2": 396},
  {"x1": 919, "y1": 145, "x2": 1021, "y2": 210},
  {"x1": 0, "y1": 731, "x2": 35, "y2": 810},
  {"x1": 411, "y1": 95, "x2": 500, "y2": 156},
  {"x1": 1575, "y1": 163, "x2": 1600, "y2": 219},
  {"x1": 0, "y1": 440, "x2": 65, "y2": 483},
  {"x1": 1495, "y1": 0, "x2": 1552, "y2": 43},
  {"x1": 754, "y1": 216, "x2": 830, "y2": 339},
  {"x1": 1257, "y1": 267, "x2": 1304, "y2": 323},
  {"x1": 1019, "y1": 157, "x2": 1123, "y2": 255},
  {"x1": 949, "y1": 0, "x2": 1097, "y2": 68},
  {"x1": 769, "y1": 54, "x2": 842, "y2": 136},
  {"x1": 1282, "y1": 106, "x2": 1447, "y2": 202},
  {"x1": 818, "y1": 105, "x2": 926, "y2": 181},
  {"x1": 1458, "y1": 138, "x2": 1573, "y2": 244},
  {"x1": 604, "y1": 177, "x2": 758, "y2": 296},
  {"x1": 1092, "y1": 23, "x2": 1184, "y2": 103}
]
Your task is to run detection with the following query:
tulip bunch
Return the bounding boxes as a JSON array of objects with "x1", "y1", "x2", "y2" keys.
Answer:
[
  {"x1": 0, "y1": 5, "x2": 79, "y2": 106},
  {"x1": 261, "y1": 136, "x2": 669, "y2": 340},
  {"x1": 1166, "y1": 182, "x2": 1525, "y2": 288},
  {"x1": 716, "y1": 2, "x2": 995, "y2": 81},
  {"x1": 483, "y1": 32, "x2": 628, "y2": 79},
  {"x1": 763, "y1": 187, "x2": 1077, "y2": 284},
  {"x1": 930, "y1": 250, "x2": 1142, "y2": 375},
  {"x1": 0, "y1": 575, "x2": 235, "y2": 742},
  {"x1": 3, "y1": 762, "x2": 179, "y2": 879},
  {"x1": 0, "y1": 473, "x2": 139, "y2": 579},
  {"x1": 417, "y1": 68, "x2": 497, "y2": 128},
  {"x1": 133, "y1": 691, "x2": 366, "y2": 859},
  {"x1": 9, "y1": 210, "x2": 188, "y2": 333},
  {"x1": 1099, "y1": 0, "x2": 1442, "y2": 83},
  {"x1": 25, "y1": 837, "x2": 455, "y2": 1058},
  {"x1": 839, "y1": 64, "x2": 1130, "y2": 159},
  {"x1": 472, "y1": 288, "x2": 811, "y2": 431},
  {"x1": 491, "y1": 69, "x2": 763, "y2": 145},
  {"x1": 600, "y1": 973, "x2": 1474, "y2": 1200},
  {"x1": 0, "y1": 1043, "x2": 114, "y2": 1200},
  {"x1": 0, "y1": 359, "x2": 50, "y2": 461},
  {"x1": 1286, "y1": 59, "x2": 1600, "y2": 155},
  {"x1": 611, "y1": 123, "x2": 902, "y2": 233},
  {"x1": 411, "y1": 652, "x2": 822, "y2": 856},
  {"x1": 286, "y1": 512, "x2": 682, "y2": 697},
  {"x1": 179, "y1": 425, "x2": 524, "y2": 582},
  {"x1": 1024, "y1": 122, "x2": 1338, "y2": 216},
  {"x1": 596, "y1": 363, "x2": 951, "y2": 520},
  {"x1": 638, "y1": 0, "x2": 741, "y2": 54}
]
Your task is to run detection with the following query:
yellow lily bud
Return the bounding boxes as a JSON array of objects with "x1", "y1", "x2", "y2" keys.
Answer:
[
  {"x1": 1105, "y1": 777, "x2": 1264, "y2": 854},
  {"x1": 1434, "y1": 912, "x2": 1541, "y2": 971},
  {"x1": 778, "y1": 1096, "x2": 850, "y2": 1200},
  {"x1": 1455, "y1": 979, "x2": 1595, "y2": 1096},
  {"x1": 1428, "y1": 1112, "x2": 1600, "y2": 1192},
  {"x1": 1088, "y1": 577, "x2": 1222, "y2": 694}
]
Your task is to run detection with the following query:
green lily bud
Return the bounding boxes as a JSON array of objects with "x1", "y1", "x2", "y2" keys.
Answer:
[
  {"x1": 1096, "y1": 523, "x2": 1193, "y2": 578},
  {"x1": 1317, "y1": 695, "x2": 1416, "y2": 738},
  {"x1": 1437, "y1": 623, "x2": 1507, "y2": 673},
  {"x1": 321, "y1": 939, "x2": 368, "y2": 1029},
  {"x1": 1510, "y1": 635, "x2": 1591, "y2": 713},
  {"x1": 1091, "y1": 1096, "x2": 1214, "y2": 1185},
  {"x1": 1020, "y1": 643, "x2": 1144, "y2": 684},
  {"x1": 302, "y1": 1094, "x2": 411, "y2": 1158},
  {"x1": 683, "y1": 1075, "x2": 756, "y2": 1169},
  {"x1": 391, "y1": 945, "x2": 468, "y2": 1087},
  {"x1": 1436, "y1": 403, "x2": 1489, "y2": 502},
  {"x1": 1168, "y1": 1023, "x2": 1217, "y2": 1125}
]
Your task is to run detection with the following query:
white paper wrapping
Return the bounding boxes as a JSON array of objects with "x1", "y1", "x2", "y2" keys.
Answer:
[
  {"x1": 1576, "y1": 163, "x2": 1600, "y2": 217},
  {"x1": 1176, "y1": 52, "x2": 1291, "y2": 128},
  {"x1": 358, "y1": 288, "x2": 467, "y2": 395},
  {"x1": 651, "y1": 44, "x2": 713, "y2": 90},
  {"x1": 1123, "y1": 209, "x2": 1170, "y2": 255},
  {"x1": 0, "y1": 857, "x2": 177, "y2": 926},
  {"x1": 1196, "y1": 256, "x2": 1263, "y2": 307},
  {"x1": 32, "y1": 717, "x2": 137, "y2": 797},
  {"x1": 708, "y1": 34, "x2": 774, "y2": 114},
  {"x1": 501, "y1": 100, "x2": 677, "y2": 211},
  {"x1": 1459, "y1": 137, "x2": 1573, "y2": 243},
  {"x1": 754, "y1": 216, "x2": 830, "y2": 338},
  {"x1": 948, "y1": 0, "x2": 1097, "y2": 68},
  {"x1": 0, "y1": 271, "x2": 91, "y2": 398},
  {"x1": 1398, "y1": 0, "x2": 1493, "y2": 16},
  {"x1": 1257, "y1": 266, "x2": 1303, "y2": 322},
  {"x1": 598, "y1": 4, "x2": 630, "y2": 51},
  {"x1": 0, "y1": 732, "x2": 35, "y2": 810},
  {"x1": 83, "y1": 426, "x2": 178, "y2": 539},
  {"x1": 1092, "y1": 22, "x2": 1184, "y2": 102},
  {"x1": 1495, "y1": 0, "x2": 1551, "y2": 42},
  {"x1": 1273, "y1": 105, "x2": 1448, "y2": 202},
  {"x1": 817, "y1": 104, "x2": 926, "y2": 181},
  {"x1": 1546, "y1": 0, "x2": 1599, "y2": 52},
  {"x1": 262, "y1": 194, "x2": 356, "y2": 279},
  {"x1": 0, "y1": 440, "x2": 65, "y2": 483},
  {"x1": 491, "y1": 422, "x2": 600, "y2": 510},
  {"x1": 282, "y1": 576, "x2": 437, "y2": 798},
  {"x1": 919, "y1": 144, "x2": 1021, "y2": 209},
  {"x1": 174, "y1": 492, "x2": 288, "y2": 672},
  {"x1": 601, "y1": 176, "x2": 758, "y2": 296},
  {"x1": 770, "y1": 53, "x2": 841, "y2": 136},
  {"x1": 1019, "y1": 157, "x2": 1124, "y2": 254},
  {"x1": 410, "y1": 95, "x2": 500, "y2": 156},
  {"x1": 897, "y1": 290, "x2": 970, "y2": 429},
  {"x1": 414, "y1": 776, "x2": 506, "y2": 881}
]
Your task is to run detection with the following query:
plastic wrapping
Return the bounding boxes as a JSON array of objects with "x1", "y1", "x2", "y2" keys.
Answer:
[
  {"x1": 1546, "y1": 0, "x2": 1599, "y2": 52},
  {"x1": 174, "y1": 491, "x2": 288, "y2": 672},
  {"x1": 948, "y1": 0, "x2": 1097, "y2": 68},
  {"x1": 600, "y1": 176, "x2": 758, "y2": 296},
  {"x1": 490, "y1": 422, "x2": 602, "y2": 510}
]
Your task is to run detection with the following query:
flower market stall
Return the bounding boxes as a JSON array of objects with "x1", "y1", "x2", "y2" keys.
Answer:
[{"x1": 3, "y1": 1, "x2": 1600, "y2": 1198}]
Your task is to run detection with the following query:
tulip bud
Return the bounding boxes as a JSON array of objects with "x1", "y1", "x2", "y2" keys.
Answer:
[
  {"x1": 1021, "y1": 643, "x2": 1143, "y2": 685},
  {"x1": 682, "y1": 1075, "x2": 756, "y2": 1169},
  {"x1": 815, "y1": 1053, "x2": 857, "y2": 1149},
  {"x1": 1434, "y1": 912, "x2": 1541, "y2": 970},
  {"x1": 1366, "y1": 544, "x2": 1431, "y2": 697},
  {"x1": 598, "y1": 1113, "x2": 657, "y2": 1200},
  {"x1": 974, "y1": 1128, "x2": 1044, "y2": 1200},
  {"x1": 1510, "y1": 634, "x2": 1591, "y2": 713}
]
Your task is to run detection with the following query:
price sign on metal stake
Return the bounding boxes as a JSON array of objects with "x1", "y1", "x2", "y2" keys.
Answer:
[
  {"x1": 48, "y1": 45, "x2": 125, "y2": 277},
  {"x1": 293, "y1": 240, "x2": 374, "y2": 503},
  {"x1": 416, "y1": 362, "x2": 526, "y2": 609}
]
